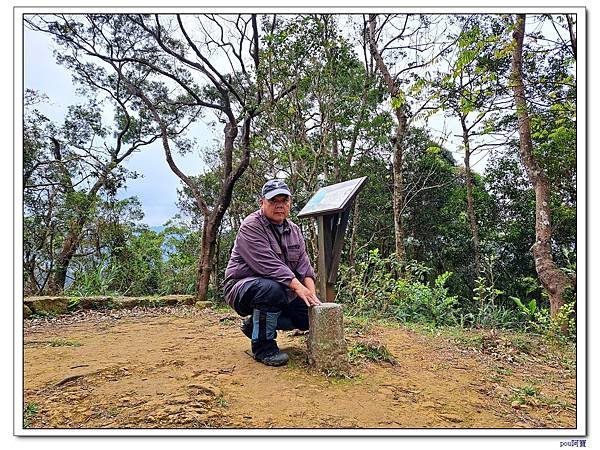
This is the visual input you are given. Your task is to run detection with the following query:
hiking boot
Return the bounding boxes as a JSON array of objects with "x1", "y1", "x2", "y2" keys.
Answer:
[
  {"x1": 241, "y1": 314, "x2": 296, "y2": 339},
  {"x1": 248, "y1": 309, "x2": 288, "y2": 366},
  {"x1": 250, "y1": 330, "x2": 288, "y2": 366},
  {"x1": 240, "y1": 316, "x2": 253, "y2": 339},
  {"x1": 254, "y1": 350, "x2": 289, "y2": 367}
]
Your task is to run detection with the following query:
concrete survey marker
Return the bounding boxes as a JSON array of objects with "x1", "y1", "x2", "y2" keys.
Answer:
[{"x1": 307, "y1": 303, "x2": 349, "y2": 373}]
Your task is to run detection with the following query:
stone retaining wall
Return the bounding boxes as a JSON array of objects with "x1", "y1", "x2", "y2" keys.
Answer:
[{"x1": 23, "y1": 295, "x2": 200, "y2": 318}]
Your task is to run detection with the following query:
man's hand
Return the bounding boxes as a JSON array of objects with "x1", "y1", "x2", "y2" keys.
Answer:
[{"x1": 289, "y1": 277, "x2": 322, "y2": 307}]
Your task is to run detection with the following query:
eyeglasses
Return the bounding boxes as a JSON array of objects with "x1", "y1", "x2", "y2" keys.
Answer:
[{"x1": 267, "y1": 197, "x2": 291, "y2": 205}]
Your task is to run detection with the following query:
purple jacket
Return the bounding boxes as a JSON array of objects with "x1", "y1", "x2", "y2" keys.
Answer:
[{"x1": 223, "y1": 210, "x2": 316, "y2": 307}]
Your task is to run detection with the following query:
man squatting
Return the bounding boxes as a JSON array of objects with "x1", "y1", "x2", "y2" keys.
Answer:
[{"x1": 224, "y1": 179, "x2": 322, "y2": 366}]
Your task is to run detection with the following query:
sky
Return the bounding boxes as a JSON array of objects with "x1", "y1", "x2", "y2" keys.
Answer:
[{"x1": 23, "y1": 26, "x2": 214, "y2": 227}]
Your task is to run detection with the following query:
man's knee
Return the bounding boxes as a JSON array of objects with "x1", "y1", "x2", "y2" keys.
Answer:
[
  {"x1": 284, "y1": 297, "x2": 309, "y2": 330},
  {"x1": 247, "y1": 278, "x2": 288, "y2": 311}
]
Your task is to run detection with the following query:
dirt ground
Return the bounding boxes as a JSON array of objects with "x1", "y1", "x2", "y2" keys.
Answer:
[{"x1": 22, "y1": 305, "x2": 576, "y2": 430}]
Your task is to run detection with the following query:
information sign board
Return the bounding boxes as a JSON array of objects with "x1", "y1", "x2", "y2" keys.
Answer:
[{"x1": 297, "y1": 176, "x2": 367, "y2": 218}]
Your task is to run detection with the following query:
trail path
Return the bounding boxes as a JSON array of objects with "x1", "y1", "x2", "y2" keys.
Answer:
[{"x1": 23, "y1": 306, "x2": 576, "y2": 430}]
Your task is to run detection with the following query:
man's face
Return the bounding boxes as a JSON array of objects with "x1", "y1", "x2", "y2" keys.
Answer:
[{"x1": 260, "y1": 194, "x2": 291, "y2": 224}]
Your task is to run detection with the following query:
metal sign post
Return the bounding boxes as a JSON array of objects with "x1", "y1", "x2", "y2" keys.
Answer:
[{"x1": 298, "y1": 177, "x2": 367, "y2": 301}]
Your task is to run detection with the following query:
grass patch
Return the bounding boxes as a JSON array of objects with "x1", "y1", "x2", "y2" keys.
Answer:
[
  {"x1": 493, "y1": 366, "x2": 513, "y2": 376},
  {"x1": 537, "y1": 394, "x2": 576, "y2": 411},
  {"x1": 23, "y1": 402, "x2": 39, "y2": 428},
  {"x1": 561, "y1": 356, "x2": 576, "y2": 372},
  {"x1": 104, "y1": 407, "x2": 119, "y2": 418},
  {"x1": 322, "y1": 367, "x2": 354, "y2": 381},
  {"x1": 515, "y1": 377, "x2": 575, "y2": 410},
  {"x1": 49, "y1": 338, "x2": 81, "y2": 347},
  {"x1": 89, "y1": 407, "x2": 119, "y2": 420},
  {"x1": 506, "y1": 335, "x2": 534, "y2": 354},
  {"x1": 510, "y1": 384, "x2": 541, "y2": 406},
  {"x1": 406, "y1": 323, "x2": 484, "y2": 348},
  {"x1": 138, "y1": 297, "x2": 166, "y2": 308},
  {"x1": 30, "y1": 311, "x2": 58, "y2": 319},
  {"x1": 404, "y1": 321, "x2": 438, "y2": 334},
  {"x1": 344, "y1": 316, "x2": 372, "y2": 333},
  {"x1": 518, "y1": 384, "x2": 539, "y2": 397},
  {"x1": 67, "y1": 297, "x2": 81, "y2": 311},
  {"x1": 211, "y1": 304, "x2": 231, "y2": 314},
  {"x1": 348, "y1": 340, "x2": 395, "y2": 364},
  {"x1": 285, "y1": 358, "x2": 302, "y2": 371},
  {"x1": 429, "y1": 326, "x2": 484, "y2": 350},
  {"x1": 214, "y1": 394, "x2": 228, "y2": 408},
  {"x1": 424, "y1": 326, "x2": 569, "y2": 363}
]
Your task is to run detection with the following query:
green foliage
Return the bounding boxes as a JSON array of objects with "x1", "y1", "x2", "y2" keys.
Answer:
[
  {"x1": 159, "y1": 224, "x2": 199, "y2": 295},
  {"x1": 511, "y1": 296, "x2": 539, "y2": 323},
  {"x1": 473, "y1": 276, "x2": 503, "y2": 307},
  {"x1": 459, "y1": 275, "x2": 523, "y2": 330},
  {"x1": 67, "y1": 297, "x2": 80, "y2": 311},
  {"x1": 390, "y1": 92, "x2": 406, "y2": 110},
  {"x1": 214, "y1": 394, "x2": 229, "y2": 408},
  {"x1": 547, "y1": 301, "x2": 577, "y2": 343},
  {"x1": 484, "y1": 148, "x2": 542, "y2": 301},
  {"x1": 121, "y1": 229, "x2": 165, "y2": 295},
  {"x1": 337, "y1": 249, "x2": 458, "y2": 327},
  {"x1": 49, "y1": 338, "x2": 81, "y2": 347},
  {"x1": 508, "y1": 295, "x2": 575, "y2": 343},
  {"x1": 348, "y1": 341, "x2": 395, "y2": 364},
  {"x1": 23, "y1": 402, "x2": 39, "y2": 428},
  {"x1": 463, "y1": 302, "x2": 522, "y2": 330},
  {"x1": 65, "y1": 223, "x2": 200, "y2": 297},
  {"x1": 510, "y1": 384, "x2": 542, "y2": 407},
  {"x1": 66, "y1": 257, "x2": 121, "y2": 297}
]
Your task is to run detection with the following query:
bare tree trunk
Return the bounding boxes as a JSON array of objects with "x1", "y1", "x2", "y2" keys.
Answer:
[
  {"x1": 348, "y1": 196, "x2": 360, "y2": 267},
  {"x1": 132, "y1": 80, "x2": 252, "y2": 302},
  {"x1": 367, "y1": 14, "x2": 408, "y2": 261},
  {"x1": 391, "y1": 128, "x2": 406, "y2": 261},
  {"x1": 196, "y1": 118, "x2": 253, "y2": 301},
  {"x1": 24, "y1": 257, "x2": 38, "y2": 295},
  {"x1": 332, "y1": 123, "x2": 340, "y2": 182},
  {"x1": 511, "y1": 14, "x2": 572, "y2": 319},
  {"x1": 49, "y1": 219, "x2": 85, "y2": 293},
  {"x1": 566, "y1": 14, "x2": 576, "y2": 59},
  {"x1": 460, "y1": 115, "x2": 481, "y2": 276},
  {"x1": 212, "y1": 229, "x2": 222, "y2": 290},
  {"x1": 197, "y1": 217, "x2": 218, "y2": 300},
  {"x1": 48, "y1": 147, "x2": 102, "y2": 293}
]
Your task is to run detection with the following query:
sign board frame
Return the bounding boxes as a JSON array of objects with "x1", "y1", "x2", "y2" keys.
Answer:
[
  {"x1": 298, "y1": 177, "x2": 367, "y2": 301},
  {"x1": 297, "y1": 177, "x2": 367, "y2": 219}
]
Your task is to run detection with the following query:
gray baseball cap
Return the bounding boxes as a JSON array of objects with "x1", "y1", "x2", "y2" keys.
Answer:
[{"x1": 261, "y1": 179, "x2": 292, "y2": 199}]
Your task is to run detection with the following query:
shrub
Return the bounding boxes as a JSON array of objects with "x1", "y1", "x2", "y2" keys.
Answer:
[
  {"x1": 66, "y1": 257, "x2": 120, "y2": 296},
  {"x1": 336, "y1": 250, "x2": 458, "y2": 327},
  {"x1": 511, "y1": 296, "x2": 576, "y2": 342},
  {"x1": 464, "y1": 276, "x2": 522, "y2": 330}
]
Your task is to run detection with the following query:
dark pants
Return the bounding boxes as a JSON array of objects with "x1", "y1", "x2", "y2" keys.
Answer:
[{"x1": 233, "y1": 278, "x2": 309, "y2": 331}]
